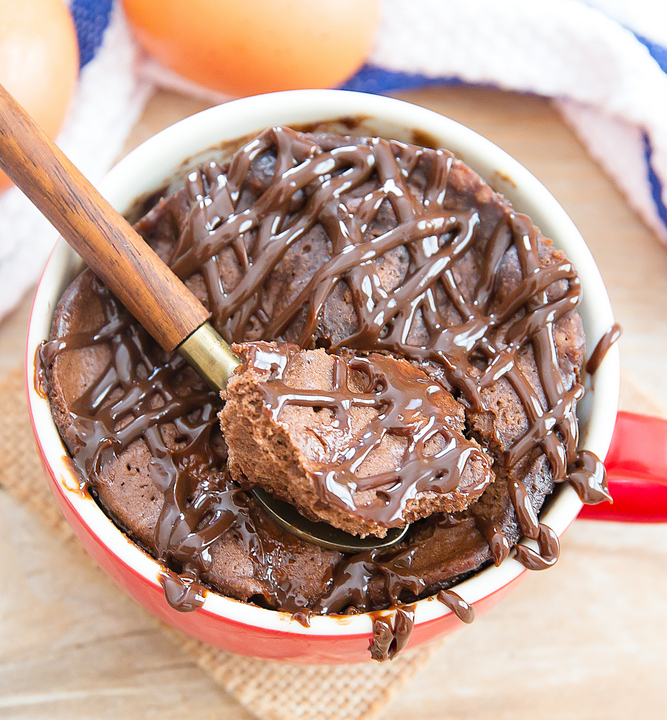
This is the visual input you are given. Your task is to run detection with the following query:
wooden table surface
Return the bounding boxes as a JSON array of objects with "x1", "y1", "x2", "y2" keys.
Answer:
[{"x1": 1, "y1": 86, "x2": 666, "y2": 719}]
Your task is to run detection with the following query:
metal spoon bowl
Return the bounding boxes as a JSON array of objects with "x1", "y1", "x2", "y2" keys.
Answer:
[{"x1": 251, "y1": 489, "x2": 409, "y2": 552}]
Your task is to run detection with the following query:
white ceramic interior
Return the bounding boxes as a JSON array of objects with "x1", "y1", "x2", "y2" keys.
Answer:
[{"x1": 26, "y1": 89, "x2": 619, "y2": 638}]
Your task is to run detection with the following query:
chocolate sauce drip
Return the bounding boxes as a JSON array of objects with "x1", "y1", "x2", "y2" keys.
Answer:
[
  {"x1": 42, "y1": 127, "x2": 608, "y2": 651},
  {"x1": 160, "y1": 568, "x2": 206, "y2": 612},
  {"x1": 291, "y1": 611, "x2": 313, "y2": 628},
  {"x1": 244, "y1": 342, "x2": 492, "y2": 526},
  {"x1": 34, "y1": 344, "x2": 48, "y2": 399},
  {"x1": 569, "y1": 450, "x2": 612, "y2": 505},
  {"x1": 369, "y1": 606, "x2": 415, "y2": 661},
  {"x1": 514, "y1": 523, "x2": 560, "y2": 571},
  {"x1": 436, "y1": 589, "x2": 475, "y2": 624},
  {"x1": 585, "y1": 323, "x2": 622, "y2": 375},
  {"x1": 476, "y1": 518, "x2": 512, "y2": 566}
]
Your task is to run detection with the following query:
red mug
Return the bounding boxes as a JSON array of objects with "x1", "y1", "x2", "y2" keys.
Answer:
[
  {"x1": 26, "y1": 90, "x2": 667, "y2": 664},
  {"x1": 579, "y1": 412, "x2": 667, "y2": 523}
]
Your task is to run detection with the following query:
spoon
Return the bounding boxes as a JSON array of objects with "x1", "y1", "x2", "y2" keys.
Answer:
[{"x1": 0, "y1": 83, "x2": 408, "y2": 552}]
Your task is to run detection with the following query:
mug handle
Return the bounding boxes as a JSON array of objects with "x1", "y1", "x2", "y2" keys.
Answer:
[{"x1": 578, "y1": 411, "x2": 667, "y2": 522}]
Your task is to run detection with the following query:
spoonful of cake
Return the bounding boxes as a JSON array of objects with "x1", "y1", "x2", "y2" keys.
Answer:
[{"x1": 220, "y1": 342, "x2": 494, "y2": 544}]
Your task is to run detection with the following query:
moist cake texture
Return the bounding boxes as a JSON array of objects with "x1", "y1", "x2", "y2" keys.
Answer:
[
  {"x1": 41, "y1": 125, "x2": 609, "y2": 660},
  {"x1": 220, "y1": 342, "x2": 495, "y2": 538}
]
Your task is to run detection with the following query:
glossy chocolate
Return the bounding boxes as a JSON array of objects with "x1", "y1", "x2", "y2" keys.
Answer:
[
  {"x1": 368, "y1": 605, "x2": 416, "y2": 661},
  {"x1": 586, "y1": 323, "x2": 622, "y2": 375},
  {"x1": 436, "y1": 589, "x2": 475, "y2": 624}
]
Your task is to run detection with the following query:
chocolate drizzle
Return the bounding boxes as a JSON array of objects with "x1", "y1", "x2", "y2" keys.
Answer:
[{"x1": 41, "y1": 126, "x2": 610, "y2": 658}]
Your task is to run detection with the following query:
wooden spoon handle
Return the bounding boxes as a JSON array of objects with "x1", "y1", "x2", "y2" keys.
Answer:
[{"x1": 0, "y1": 83, "x2": 209, "y2": 353}]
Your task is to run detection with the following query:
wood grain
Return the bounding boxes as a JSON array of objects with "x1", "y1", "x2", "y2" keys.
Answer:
[
  {"x1": 0, "y1": 83, "x2": 209, "y2": 353},
  {"x1": 1, "y1": 85, "x2": 666, "y2": 719}
]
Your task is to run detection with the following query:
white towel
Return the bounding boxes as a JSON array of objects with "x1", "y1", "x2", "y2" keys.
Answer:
[{"x1": 1, "y1": 0, "x2": 665, "y2": 320}]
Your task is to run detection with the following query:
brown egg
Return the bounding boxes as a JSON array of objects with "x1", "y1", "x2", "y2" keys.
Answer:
[
  {"x1": 121, "y1": 0, "x2": 380, "y2": 97},
  {"x1": 0, "y1": 0, "x2": 79, "y2": 192}
]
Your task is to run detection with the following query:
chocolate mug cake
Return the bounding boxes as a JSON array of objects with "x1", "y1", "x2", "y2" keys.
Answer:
[{"x1": 40, "y1": 124, "x2": 610, "y2": 661}]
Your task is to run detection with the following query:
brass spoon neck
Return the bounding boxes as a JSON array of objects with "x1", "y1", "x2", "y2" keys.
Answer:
[{"x1": 177, "y1": 322, "x2": 241, "y2": 391}]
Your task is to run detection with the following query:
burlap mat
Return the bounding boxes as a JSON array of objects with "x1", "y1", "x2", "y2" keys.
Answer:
[{"x1": 0, "y1": 366, "x2": 434, "y2": 720}]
